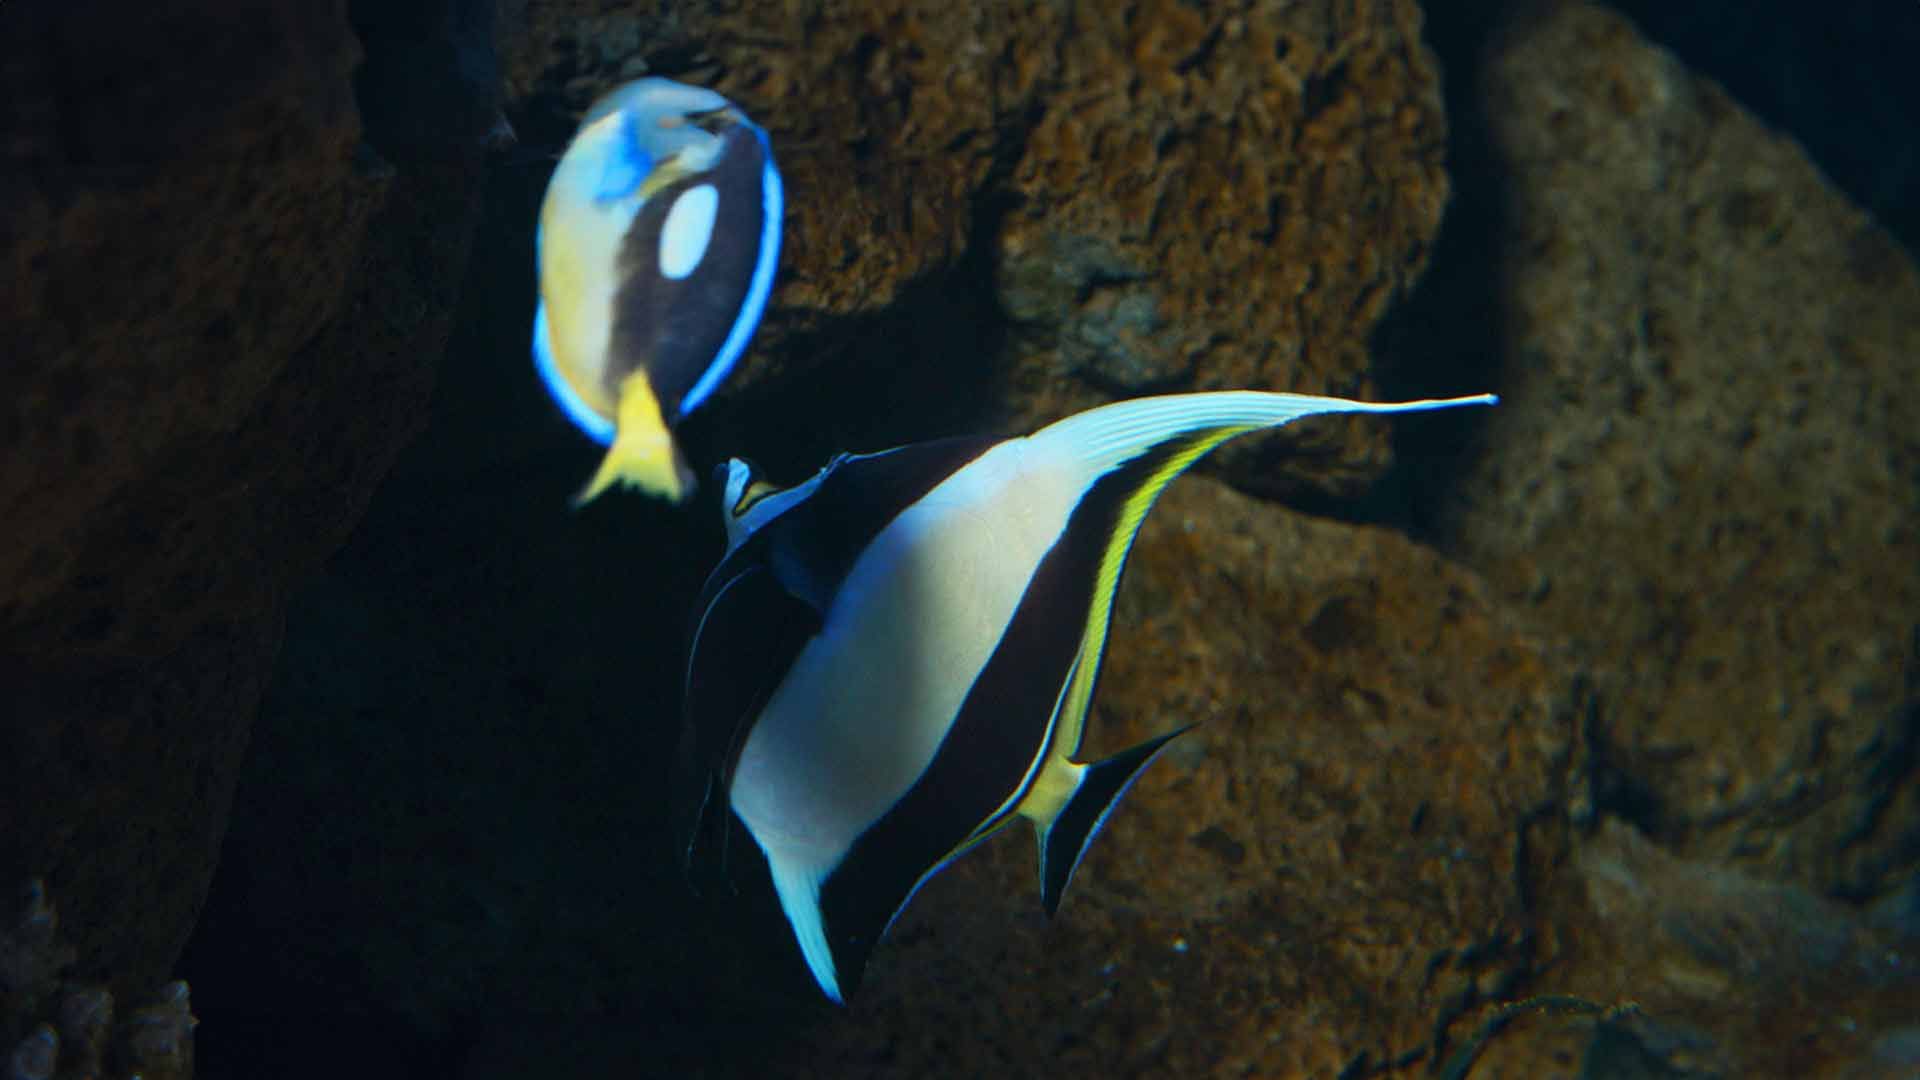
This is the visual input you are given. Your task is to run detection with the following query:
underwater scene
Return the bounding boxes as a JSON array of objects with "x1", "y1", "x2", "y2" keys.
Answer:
[{"x1": 3, "y1": 0, "x2": 1917, "y2": 1077}]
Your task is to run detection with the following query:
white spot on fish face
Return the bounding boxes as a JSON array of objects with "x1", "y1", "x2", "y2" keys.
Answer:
[{"x1": 659, "y1": 183, "x2": 719, "y2": 280}]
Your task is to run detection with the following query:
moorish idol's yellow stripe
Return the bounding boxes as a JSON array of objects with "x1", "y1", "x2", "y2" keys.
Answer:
[{"x1": 1002, "y1": 425, "x2": 1252, "y2": 840}]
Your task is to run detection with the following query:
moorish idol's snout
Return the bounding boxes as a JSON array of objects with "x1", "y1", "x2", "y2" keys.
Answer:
[
  {"x1": 533, "y1": 77, "x2": 783, "y2": 505},
  {"x1": 677, "y1": 389, "x2": 1497, "y2": 1002}
]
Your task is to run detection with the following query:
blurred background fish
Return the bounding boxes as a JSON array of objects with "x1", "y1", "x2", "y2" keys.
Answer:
[{"x1": 534, "y1": 77, "x2": 783, "y2": 505}]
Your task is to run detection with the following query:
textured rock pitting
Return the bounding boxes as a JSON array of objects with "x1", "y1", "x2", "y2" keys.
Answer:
[{"x1": 1436, "y1": 1, "x2": 1920, "y2": 900}]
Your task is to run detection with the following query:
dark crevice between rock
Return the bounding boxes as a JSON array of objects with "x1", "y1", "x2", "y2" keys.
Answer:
[
  {"x1": 1343, "y1": 0, "x2": 1920, "y2": 538},
  {"x1": 352, "y1": 0, "x2": 508, "y2": 164},
  {"x1": 1568, "y1": 677, "x2": 1671, "y2": 841},
  {"x1": 1313, "y1": 4, "x2": 1517, "y2": 537},
  {"x1": 678, "y1": 101, "x2": 1045, "y2": 478},
  {"x1": 175, "y1": 3, "x2": 506, "y2": 1078},
  {"x1": 1607, "y1": 0, "x2": 1920, "y2": 256},
  {"x1": 675, "y1": 234, "x2": 1013, "y2": 483},
  {"x1": 1831, "y1": 628, "x2": 1920, "y2": 903}
]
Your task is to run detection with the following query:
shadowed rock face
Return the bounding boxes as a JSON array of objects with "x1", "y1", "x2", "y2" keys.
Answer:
[
  {"x1": 1431, "y1": 1, "x2": 1920, "y2": 901},
  {"x1": 1470, "y1": 819, "x2": 1920, "y2": 1080},
  {"x1": 1397, "y1": 4, "x2": 1920, "y2": 1077},
  {"x1": 0, "y1": 0, "x2": 495, "y2": 1055}
]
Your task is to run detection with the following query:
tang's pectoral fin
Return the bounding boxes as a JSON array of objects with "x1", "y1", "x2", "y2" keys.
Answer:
[{"x1": 1033, "y1": 725, "x2": 1196, "y2": 917}]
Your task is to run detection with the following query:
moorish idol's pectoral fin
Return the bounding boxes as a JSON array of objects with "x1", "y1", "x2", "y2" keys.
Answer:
[
  {"x1": 573, "y1": 370, "x2": 695, "y2": 505},
  {"x1": 1032, "y1": 725, "x2": 1195, "y2": 917},
  {"x1": 676, "y1": 563, "x2": 822, "y2": 883}
]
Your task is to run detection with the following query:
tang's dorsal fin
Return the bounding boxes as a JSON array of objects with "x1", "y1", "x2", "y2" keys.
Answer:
[{"x1": 1034, "y1": 724, "x2": 1195, "y2": 916}]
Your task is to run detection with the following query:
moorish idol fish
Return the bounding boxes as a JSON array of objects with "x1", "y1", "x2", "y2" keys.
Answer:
[
  {"x1": 534, "y1": 77, "x2": 783, "y2": 505},
  {"x1": 677, "y1": 388, "x2": 1497, "y2": 1002}
]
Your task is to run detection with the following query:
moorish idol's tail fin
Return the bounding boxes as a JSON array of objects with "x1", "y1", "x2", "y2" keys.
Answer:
[
  {"x1": 1032, "y1": 390, "x2": 1499, "y2": 481},
  {"x1": 573, "y1": 371, "x2": 696, "y2": 506},
  {"x1": 1034, "y1": 725, "x2": 1195, "y2": 917}
]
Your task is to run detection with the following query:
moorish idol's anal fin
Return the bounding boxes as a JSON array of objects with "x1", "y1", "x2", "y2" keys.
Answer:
[{"x1": 1037, "y1": 724, "x2": 1195, "y2": 917}]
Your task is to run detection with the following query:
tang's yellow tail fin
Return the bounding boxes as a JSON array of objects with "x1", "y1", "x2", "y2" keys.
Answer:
[{"x1": 573, "y1": 373, "x2": 694, "y2": 506}]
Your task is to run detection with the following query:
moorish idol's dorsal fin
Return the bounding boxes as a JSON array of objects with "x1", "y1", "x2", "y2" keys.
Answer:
[
  {"x1": 1033, "y1": 390, "x2": 1500, "y2": 480},
  {"x1": 1035, "y1": 725, "x2": 1194, "y2": 917}
]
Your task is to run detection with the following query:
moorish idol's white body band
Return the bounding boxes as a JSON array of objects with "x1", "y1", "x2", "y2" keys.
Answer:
[
  {"x1": 676, "y1": 389, "x2": 1496, "y2": 1002},
  {"x1": 534, "y1": 77, "x2": 783, "y2": 505}
]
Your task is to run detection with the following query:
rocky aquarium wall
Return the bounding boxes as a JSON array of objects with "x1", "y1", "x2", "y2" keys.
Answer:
[{"x1": 2, "y1": 1, "x2": 1916, "y2": 1077}]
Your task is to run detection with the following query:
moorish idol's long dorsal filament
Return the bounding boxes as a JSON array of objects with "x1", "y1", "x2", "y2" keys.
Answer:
[
  {"x1": 533, "y1": 77, "x2": 783, "y2": 505},
  {"x1": 676, "y1": 389, "x2": 1497, "y2": 1002}
]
